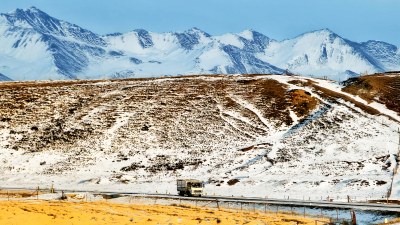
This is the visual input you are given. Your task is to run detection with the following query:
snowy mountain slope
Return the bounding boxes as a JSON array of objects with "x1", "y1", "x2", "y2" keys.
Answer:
[
  {"x1": 97, "y1": 27, "x2": 282, "y2": 77},
  {"x1": 0, "y1": 7, "x2": 399, "y2": 81},
  {"x1": 359, "y1": 40, "x2": 400, "y2": 71},
  {"x1": 0, "y1": 74, "x2": 399, "y2": 201},
  {"x1": 257, "y1": 29, "x2": 385, "y2": 80},
  {"x1": 216, "y1": 29, "x2": 272, "y2": 53},
  {"x1": 174, "y1": 27, "x2": 212, "y2": 50},
  {"x1": 5, "y1": 7, "x2": 106, "y2": 46},
  {"x1": 221, "y1": 45, "x2": 283, "y2": 74},
  {"x1": 0, "y1": 7, "x2": 107, "y2": 79},
  {"x1": 0, "y1": 16, "x2": 57, "y2": 81}
]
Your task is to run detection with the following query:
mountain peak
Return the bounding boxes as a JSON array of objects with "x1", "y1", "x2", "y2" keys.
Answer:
[
  {"x1": 238, "y1": 29, "x2": 255, "y2": 40},
  {"x1": 11, "y1": 6, "x2": 50, "y2": 18},
  {"x1": 6, "y1": 6, "x2": 56, "y2": 29},
  {"x1": 185, "y1": 27, "x2": 211, "y2": 37},
  {"x1": 310, "y1": 28, "x2": 339, "y2": 37},
  {"x1": 3, "y1": 6, "x2": 107, "y2": 47},
  {"x1": 27, "y1": 6, "x2": 43, "y2": 13},
  {"x1": 293, "y1": 28, "x2": 341, "y2": 42},
  {"x1": 133, "y1": 28, "x2": 149, "y2": 33},
  {"x1": 238, "y1": 29, "x2": 267, "y2": 40},
  {"x1": 317, "y1": 28, "x2": 334, "y2": 33},
  {"x1": 188, "y1": 27, "x2": 202, "y2": 32}
]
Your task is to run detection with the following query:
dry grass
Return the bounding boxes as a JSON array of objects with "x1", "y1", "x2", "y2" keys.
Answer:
[
  {"x1": 342, "y1": 73, "x2": 400, "y2": 115},
  {"x1": 288, "y1": 79, "x2": 316, "y2": 87},
  {"x1": 0, "y1": 75, "x2": 300, "y2": 154},
  {"x1": 0, "y1": 190, "x2": 39, "y2": 198},
  {"x1": 233, "y1": 78, "x2": 293, "y2": 125},
  {"x1": 0, "y1": 200, "x2": 328, "y2": 225},
  {"x1": 287, "y1": 89, "x2": 319, "y2": 117},
  {"x1": 311, "y1": 83, "x2": 380, "y2": 115},
  {"x1": 2, "y1": 74, "x2": 389, "y2": 159}
]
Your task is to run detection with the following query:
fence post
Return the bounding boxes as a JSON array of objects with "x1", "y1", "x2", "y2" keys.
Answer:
[
  {"x1": 351, "y1": 210, "x2": 357, "y2": 225},
  {"x1": 336, "y1": 209, "x2": 339, "y2": 221}
]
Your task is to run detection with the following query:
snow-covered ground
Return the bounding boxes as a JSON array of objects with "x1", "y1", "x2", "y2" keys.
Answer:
[{"x1": 0, "y1": 74, "x2": 399, "y2": 202}]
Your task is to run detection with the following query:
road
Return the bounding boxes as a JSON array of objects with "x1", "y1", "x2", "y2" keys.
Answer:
[
  {"x1": 129, "y1": 194, "x2": 400, "y2": 212},
  {"x1": 1, "y1": 186, "x2": 400, "y2": 212}
]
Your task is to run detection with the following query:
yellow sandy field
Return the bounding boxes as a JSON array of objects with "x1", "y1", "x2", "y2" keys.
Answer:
[{"x1": 0, "y1": 199, "x2": 330, "y2": 225}]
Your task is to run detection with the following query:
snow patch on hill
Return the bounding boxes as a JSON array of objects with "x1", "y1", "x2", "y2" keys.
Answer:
[{"x1": 0, "y1": 75, "x2": 399, "y2": 201}]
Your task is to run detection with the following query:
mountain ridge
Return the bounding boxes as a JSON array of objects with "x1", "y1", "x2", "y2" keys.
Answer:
[
  {"x1": 0, "y1": 73, "x2": 12, "y2": 81},
  {"x1": 0, "y1": 7, "x2": 399, "y2": 81}
]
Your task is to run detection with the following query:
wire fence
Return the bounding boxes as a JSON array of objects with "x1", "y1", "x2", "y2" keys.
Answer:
[{"x1": 1, "y1": 187, "x2": 399, "y2": 224}]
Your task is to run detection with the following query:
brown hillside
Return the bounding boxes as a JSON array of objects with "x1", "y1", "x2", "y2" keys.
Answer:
[
  {"x1": 0, "y1": 74, "x2": 398, "y2": 200},
  {"x1": 0, "y1": 76, "x2": 313, "y2": 154},
  {"x1": 342, "y1": 73, "x2": 400, "y2": 115}
]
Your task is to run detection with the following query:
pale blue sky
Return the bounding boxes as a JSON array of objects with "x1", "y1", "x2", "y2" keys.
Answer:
[{"x1": 0, "y1": 0, "x2": 399, "y2": 46}]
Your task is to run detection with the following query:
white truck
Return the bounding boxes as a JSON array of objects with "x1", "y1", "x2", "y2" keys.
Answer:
[{"x1": 177, "y1": 179, "x2": 204, "y2": 197}]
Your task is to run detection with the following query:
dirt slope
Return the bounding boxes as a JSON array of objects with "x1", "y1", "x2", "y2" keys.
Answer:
[{"x1": 342, "y1": 73, "x2": 400, "y2": 115}]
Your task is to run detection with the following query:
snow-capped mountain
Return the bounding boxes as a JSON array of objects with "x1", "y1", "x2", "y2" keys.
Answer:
[
  {"x1": 0, "y1": 7, "x2": 399, "y2": 81},
  {"x1": 0, "y1": 7, "x2": 109, "y2": 80},
  {"x1": 267, "y1": 29, "x2": 400, "y2": 80},
  {"x1": 359, "y1": 40, "x2": 400, "y2": 71}
]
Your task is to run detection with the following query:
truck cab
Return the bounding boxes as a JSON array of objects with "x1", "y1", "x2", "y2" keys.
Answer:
[{"x1": 177, "y1": 179, "x2": 204, "y2": 197}]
